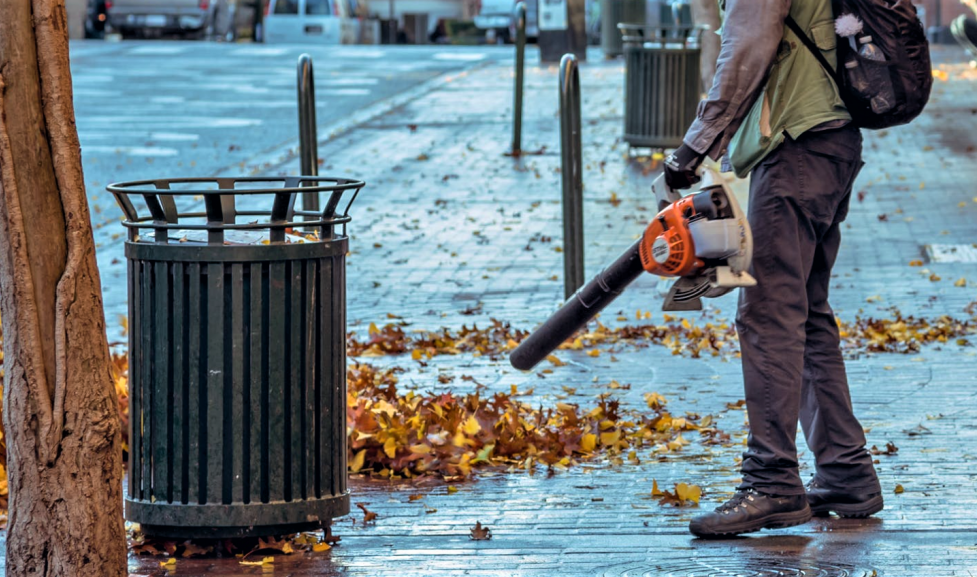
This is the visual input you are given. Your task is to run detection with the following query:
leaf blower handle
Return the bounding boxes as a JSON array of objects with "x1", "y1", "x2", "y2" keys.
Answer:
[{"x1": 509, "y1": 239, "x2": 646, "y2": 371}]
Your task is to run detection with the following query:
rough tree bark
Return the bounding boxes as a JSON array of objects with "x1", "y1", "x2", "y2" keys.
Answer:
[
  {"x1": 690, "y1": 0, "x2": 722, "y2": 93},
  {"x1": 0, "y1": 0, "x2": 125, "y2": 575}
]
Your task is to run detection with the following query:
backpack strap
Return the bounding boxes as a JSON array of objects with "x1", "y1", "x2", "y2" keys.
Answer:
[{"x1": 784, "y1": 15, "x2": 842, "y2": 85}]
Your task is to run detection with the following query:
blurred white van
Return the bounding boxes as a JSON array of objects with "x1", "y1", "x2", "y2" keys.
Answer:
[
  {"x1": 473, "y1": 0, "x2": 538, "y2": 43},
  {"x1": 263, "y1": 0, "x2": 351, "y2": 43}
]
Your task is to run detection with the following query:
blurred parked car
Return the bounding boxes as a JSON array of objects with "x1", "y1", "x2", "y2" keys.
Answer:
[
  {"x1": 474, "y1": 0, "x2": 517, "y2": 42},
  {"x1": 106, "y1": 0, "x2": 235, "y2": 39},
  {"x1": 473, "y1": 0, "x2": 538, "y2": 43},
  {"x1": 263, "y1": 0, "x2": 363, "y2": 43}
]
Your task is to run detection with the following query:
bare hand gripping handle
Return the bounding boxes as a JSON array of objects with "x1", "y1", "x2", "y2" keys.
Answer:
[{"x1": 509, "y1": 240, "x2": 646, "y2": 371}]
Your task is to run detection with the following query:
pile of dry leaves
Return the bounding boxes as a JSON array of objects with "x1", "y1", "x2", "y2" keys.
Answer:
[
  {"x1": 345, "y1": 362, "x2": 719, "y2": 480},
  {"x1": 349, "y1": 305, "x2": 977, "y2": 363},
  {"x1": 839, "y1": 310, "x2": 974, "y2": 354}
]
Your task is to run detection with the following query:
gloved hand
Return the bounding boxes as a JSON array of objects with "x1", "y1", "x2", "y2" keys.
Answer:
[{"x1": 663, "y1": 144, "x2": 705, "y2": 190}]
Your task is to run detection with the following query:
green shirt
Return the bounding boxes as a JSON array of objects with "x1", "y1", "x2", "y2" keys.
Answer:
[{"x1": 727, "y1": 0, "x2": 851, "y2": 177}]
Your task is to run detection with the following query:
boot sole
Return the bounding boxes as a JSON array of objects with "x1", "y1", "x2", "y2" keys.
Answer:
[
  {"x1": 810, "y1": 495, "x2": 884, "y2": 519},
  {"x1": 689, "y1": 505, "x2": 813, "y2": 538}
]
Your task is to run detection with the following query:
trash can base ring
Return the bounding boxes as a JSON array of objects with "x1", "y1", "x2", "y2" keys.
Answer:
[
  {"x1": 127, "y1": 492, "x2": 350, "y2": 536},
  {"x1": 138, "y1": 521, "x2": 331, "y2": 540}
]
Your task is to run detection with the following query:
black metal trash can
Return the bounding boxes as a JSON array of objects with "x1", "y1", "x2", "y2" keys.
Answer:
[
  {"x1": 951, "y1": 15, "x2": 977, "y2": 59},
  {"x1": 619, "y1": 24, "x2": 702, "y2": 150},
  {"x1": 108, "y1": 176, "x2": 364, "y2": 539},
  {"x1": 600, "y1": 0, "x2": 646, "y2": 58}
]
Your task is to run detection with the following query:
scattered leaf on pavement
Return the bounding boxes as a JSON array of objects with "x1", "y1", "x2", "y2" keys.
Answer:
[{"x1": 470, "y1": 521, "x2": 492, "y2": 540}]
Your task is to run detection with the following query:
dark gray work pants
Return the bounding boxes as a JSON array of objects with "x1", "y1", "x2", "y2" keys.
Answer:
[{"x1": 736, "y1": 125, "x2": 881, "y2": 496}]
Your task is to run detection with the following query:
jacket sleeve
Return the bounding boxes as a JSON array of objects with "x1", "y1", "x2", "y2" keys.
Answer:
[{"x1": 683, "y1": 0, "x2": 792, "y2": 159}]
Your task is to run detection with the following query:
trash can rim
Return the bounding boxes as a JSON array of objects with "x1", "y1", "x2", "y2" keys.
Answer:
[
  {"x1": 118, "y1": 212, "x2": 352, "y2": 231},
  {"x1": 108, "y1": 175, "x2": 365, "y2": 244},
  {"x1": 107, "y1": 175, "x2": 364, "y2": 197}
]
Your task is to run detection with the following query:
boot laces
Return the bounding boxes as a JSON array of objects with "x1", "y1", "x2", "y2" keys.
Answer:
[{"x1": 717, "y1": 488, "x2": 758, "y2": 514}]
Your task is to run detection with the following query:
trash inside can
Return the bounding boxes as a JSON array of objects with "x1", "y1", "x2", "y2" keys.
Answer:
[
  {"x1": 600, "y1": 0, "x2": 646, "y2": 58},
  {"x1": 109, "y1": 176, "x2": 364, "y2": 539},
  {"x1": 619, "y1": 24, "x2": 703, "y2": 150}
]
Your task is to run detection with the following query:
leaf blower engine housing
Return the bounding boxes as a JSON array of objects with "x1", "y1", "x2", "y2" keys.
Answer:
[{"x1": 639, "y1": 187, "x2": 742, "y2": 279}]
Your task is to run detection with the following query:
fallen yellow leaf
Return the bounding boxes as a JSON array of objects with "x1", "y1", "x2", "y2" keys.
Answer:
[
  {"x1": 600, "y1": 430, "x2": 621, "y2": 446},
  {"x1": 546, "y1": 354, "x2": 566, "y2": 367},
  {"x1": 240, "y1": 556, "x2": 274, "y2": 566},
  {"x1": 349, "y1": 449, "x2": 366, "y2": 473},
  {"x1": 312, "y1": 542, "x2": 331, "y2": 552},
  {"x1": 580, "y1": 433, "x2": 597, "y2": 453},
  {"x1": 462, "y1": 415, "x2": 481, "y2": 435},
  {"x1": 675, "y1": 482, "x2": 702, "y2": 504},
  {"x1": 383, "y1": 437, "x2": 397, "y2": 459}
]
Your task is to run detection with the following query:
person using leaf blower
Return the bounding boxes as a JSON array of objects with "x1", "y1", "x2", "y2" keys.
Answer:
[
  {"x1": 666, "y1": 0, "x2": 885, "y2": 538},
  {"x1": 511, "y1": 0, "x2": 929, "y2": 540}
]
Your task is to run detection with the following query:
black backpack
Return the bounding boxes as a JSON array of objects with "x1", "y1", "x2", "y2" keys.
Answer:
[{"x1": 786, "y1": 0, "x2": 932, "y2": 130}]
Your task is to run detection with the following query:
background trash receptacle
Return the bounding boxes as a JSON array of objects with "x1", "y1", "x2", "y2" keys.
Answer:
[
  {"x1": 951, "y1": 15, "x2": 977, "y2": 59},
  {"x1": 600, "y1": 0, "x2": 646, "y2": 58},
  {"x1": 404, "y1": 13, "x2": 429, "y2": 44},
  {"x1": 109, "y1": 176, "x2": 364, "y2": 539},
  {"x1": 619, "y1": 24, "x2": 702, "y2": 150},
  {"x1": 380, "y1": 18, "x2": 399, "y2": 44}
]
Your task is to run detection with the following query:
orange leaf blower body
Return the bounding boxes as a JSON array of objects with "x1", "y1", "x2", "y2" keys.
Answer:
[{"x1": 638, "y1": 194, "x2": 704, "y2": 278}]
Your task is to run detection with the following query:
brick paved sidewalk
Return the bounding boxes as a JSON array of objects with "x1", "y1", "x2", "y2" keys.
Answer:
[{"x1": 120, "y1": 46, "x2": 977, "y2": 576}]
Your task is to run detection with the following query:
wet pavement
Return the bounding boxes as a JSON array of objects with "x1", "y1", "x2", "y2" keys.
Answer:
[{"x1": 15, "y1": 41, "x2": 977, "y2": 575}]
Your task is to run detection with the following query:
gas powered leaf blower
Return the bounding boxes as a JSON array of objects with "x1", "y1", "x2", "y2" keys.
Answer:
[{"x1": 509, "y1": 170, "x2": 756, "y2": 371}]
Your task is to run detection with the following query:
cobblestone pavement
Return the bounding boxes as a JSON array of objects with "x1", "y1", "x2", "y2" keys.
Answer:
[
  {"x1": 67, "y1": 41, "x2": 509, "y2": 338},
  {"x1": 20, "y1": 41, "x2": 977, "y2": 576}
]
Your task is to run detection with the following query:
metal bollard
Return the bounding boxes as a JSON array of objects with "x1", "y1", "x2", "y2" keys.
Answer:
[
  {"x1": 297, "y1": 54, "x2": 320, "y2": 213},
  {"x1": 512, "y1": 2, "x2": 527, "y2": 154},
  {"x1": 559, "y1": 53, "x2": 584, "y2": 299}
]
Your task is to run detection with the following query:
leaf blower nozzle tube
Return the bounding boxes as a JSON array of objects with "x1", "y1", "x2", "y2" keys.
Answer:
[{"x1": 509, "y1": 240, "x2": 646, "y2": 371}]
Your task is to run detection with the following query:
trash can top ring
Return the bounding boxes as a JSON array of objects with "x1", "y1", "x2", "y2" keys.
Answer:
[
  {"x1": 107, "y1": 176, "x2": 365, "y2": 245},
  {"x1": 617, "y1": 23, "x2": 707, "y2": 47}
]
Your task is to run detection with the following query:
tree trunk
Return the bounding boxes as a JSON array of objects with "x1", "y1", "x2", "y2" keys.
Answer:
[
  {"x1": 0, "y1": 0, "x2": 125, "y2": 575},
  {"x1": 690, "y1": 0, "x2": 721, "y2": 93}
]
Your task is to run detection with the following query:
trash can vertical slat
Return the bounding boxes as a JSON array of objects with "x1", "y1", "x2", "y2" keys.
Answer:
[
  {"x1": 333, "y1": 255, "x2": 347, "y2": 497},
  {"x1": 662, "y1": 51, "x2": 671, "y2": 137},
  {"x1": 140, "y1": 262, "x2": 153, "y2": 501},
  {"x1": 128, "y1": 258, "x2": 141, "y2": 501},
  {"x1": 267, "y1": 261, "x2": 286, "y2": 502},
  {"x1": 303, "y1": 259, "x2": 317, "y2": 499},
  {"x1": 317, "y1": 257, "x2": 332, "y2": 499},
  {"x1": 171, "y1": 264, "x2": 186, "y2": 504},
  {"x1": 289, "y1": 262, "x2": 303, "y2": 501},
  {"x1": 231, "y1": 263, "x2": 246, "y2": 504},
  {"x1": 153, "y1": 261, "x2": 171, "y2": 503},
  {"x1": 249, "y1": 262, "x2": 265, "y2": 504},
  {"x1": 187, "y1": 262, "x2": 202, "y2": 505},
  {"x1": 205, "y1": 263, "x2": 225, "y2": 504}
]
